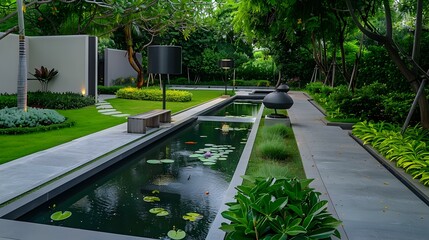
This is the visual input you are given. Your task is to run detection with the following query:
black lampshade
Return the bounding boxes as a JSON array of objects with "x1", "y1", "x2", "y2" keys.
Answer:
[
  {"x1": 219, "y1": 59, "x2": 234, "y2": 69},
  {"x1": 148, "y1": 45, "x2": 182, "y2": 74}
]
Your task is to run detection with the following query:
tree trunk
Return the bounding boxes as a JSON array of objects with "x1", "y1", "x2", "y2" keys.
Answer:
[
  {"x1": 124, "y1": 25, "x2": 144, "y2": 88},
  {"x1": 17, "y1": 0, "x2": 27, "y2": 111}
]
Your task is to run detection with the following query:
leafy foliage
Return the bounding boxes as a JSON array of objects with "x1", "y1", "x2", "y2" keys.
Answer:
[
  {"x1": 29, "y1": 66, "x2": 58, "y2": 92},
  {"x1": 306, "y1": 82, "x2": 415, "y2": 123},
  {"x1": 352, "y1": 121, "x2": 429, "y2": 186},
  {"x1": 221, "y1": 177, "x2": 342, "y2": 240},
  {"x1": 116, "y1": 87, "x2": 192, "y2": 102},
  {"x1": 0, "y1": 92, "x2": 95, "y2": 110}
]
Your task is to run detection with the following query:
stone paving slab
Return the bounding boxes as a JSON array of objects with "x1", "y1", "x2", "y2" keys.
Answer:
[{"x1": 288, "y1": 91, "x2": 429, "y2": 240}]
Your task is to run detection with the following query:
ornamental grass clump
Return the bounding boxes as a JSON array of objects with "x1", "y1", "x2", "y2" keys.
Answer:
[
  {"x1": 258, "y1": 137, "x2": 290, "y2": 160},
  {"x1": 221, "y1": 177, "x2": 342, "y2": 239},
  {"x1": 262, "y1": 124, "x2": 292, "y2": 139}
]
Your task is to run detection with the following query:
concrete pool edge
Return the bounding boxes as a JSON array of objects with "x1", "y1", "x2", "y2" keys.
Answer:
[
  {"x1": 205, "y1": 103, "x2": 264, "y2": 239},
  {"x1": 0, "y1": 95, "x2": 263, "y2": 240}
]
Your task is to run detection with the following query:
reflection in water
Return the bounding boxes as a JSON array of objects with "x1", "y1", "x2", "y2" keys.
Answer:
[{"x1": 19, "y1": 119, "x2": 253, "y2": 240}]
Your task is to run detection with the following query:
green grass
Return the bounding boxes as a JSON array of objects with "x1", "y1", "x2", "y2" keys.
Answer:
[
  {"x1": 244, "y1": 118, "x2": 306, "y2": 182},
  {"x1": 0, "y1": 90, "x2": 225, "y2": 165}
]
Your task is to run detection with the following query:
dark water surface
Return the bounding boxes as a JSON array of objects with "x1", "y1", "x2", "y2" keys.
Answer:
[{"x1": 19, "y1": 118, "x2": 254, "y2": 239}]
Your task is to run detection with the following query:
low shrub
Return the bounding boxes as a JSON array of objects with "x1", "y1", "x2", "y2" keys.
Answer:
[
  {"x1": 98, "y1": 85, "x2": 123, "y2": 94},
  {"x1": 116, "y1": 87, "x2": 192, "y2": 102},
  {"x1": 259, "y1": 138, "x2": 290, "y2": 160},
  {"x1": 0, "y1": 92, "x2": 95, "y2": 110},
  {"x1": 0, "y1": 107, "x2": 66, "y2": 129},
  {"x1": 221, "y1": 177, "x2": 342, "y2": 239}
]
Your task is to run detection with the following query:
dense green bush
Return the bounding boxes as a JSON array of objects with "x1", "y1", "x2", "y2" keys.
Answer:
[
  {"x1": 98, "y1": 85, "x2": 123, "y2": 94},
  {"x1": 112, "y1": 76, "x2": 137, "y2": 86},
  {"x1": 353, "y1": 121, "x2": 429, "y2": 186},
  {"x1": 0, "y1": 107, "x2": 66, "y2": 128},
  {"x1": 0, "y1": 92, "x2": 95, "y2": 110},
  {"x1": 221, "y1": 177, "x2": 342, "y2": 239},
  {"x1": 116, "y1": 87, "x2": 192, "y2": 102},
  {"x1": 306, "y1": 82, "x2": 415, "y2": 123}
]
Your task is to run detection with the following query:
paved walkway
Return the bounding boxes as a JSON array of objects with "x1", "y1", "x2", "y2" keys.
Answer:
[
  {"x1": 0, "y1": 95, "x2": 229, "y2": 205},
  {"x1": 288, "y1": 91, "x2": 429, "y2": 240}
]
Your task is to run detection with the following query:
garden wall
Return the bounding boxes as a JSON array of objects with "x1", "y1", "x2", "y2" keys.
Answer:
[
  {"x1": 0, "y1": 34, "x2": 97, "y2": 97},
  {"x1": 104, "y1": 48, "x2": 142, "y2": 86}
]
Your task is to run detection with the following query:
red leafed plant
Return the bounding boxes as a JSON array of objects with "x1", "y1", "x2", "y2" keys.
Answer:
[{"x1": 30, "y1": 66, "x2": 58, "y2": 92}]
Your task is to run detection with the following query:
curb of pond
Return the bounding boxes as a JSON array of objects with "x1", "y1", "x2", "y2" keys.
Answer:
[{"x1": 349, "y1": 132, "x2": 429, "y2": 207}]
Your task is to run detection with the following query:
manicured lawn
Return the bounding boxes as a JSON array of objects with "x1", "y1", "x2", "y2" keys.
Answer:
[{"x1": 0, "y1": 90, "x2": 224, "y2": 165}]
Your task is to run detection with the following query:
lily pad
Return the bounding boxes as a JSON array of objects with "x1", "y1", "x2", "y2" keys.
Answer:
[
  {"x1": 189, "y1": 154, "x2": 203, "y2": 158},
  {"x1": 200, "y1": 158, "x2": 217, "y2": 162},
  {"x1": 160, "y1": 159, "x2": 175, "y2": 164},
  {"x1": 146, "y1": 160, "x2": 162, "y2": 164},
  {"x1": 149, "y1": 208, "x2": 166, "y2": 214},
  {"x1": 156, "y1": 210, "x2": 169, "y2": 216},
  {"x1": 218, "y1": 157, "x2": 227, "y2": 161},
  {"x1": 195, "y1": 150, "x2": 205, "y2": 154},
  {"x1": 204, "y1": 144, "x2": 215, "y2": 146},
  {"x1": 50, "y1": 211, "x2": 72, "y2": 221},
  {"x1": 203, "y1": 162, "x2": 216, "y2": 165},
  {"x1": 167, "y1": 229, "x2": 186, "y2": 240},
  {"x1": 182, "y1": 212, "x2": 203, "y2": 221},
  {"x1": 200, "y1": 135, "x2": 207, "y2": 138},
  {"x1": 143, "y1": 196, "x2": 160, "y2": 202}
]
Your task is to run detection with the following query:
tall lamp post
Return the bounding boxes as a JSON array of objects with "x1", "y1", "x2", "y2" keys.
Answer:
[
  {"x1": 148, "y1": 46, "x2": 182, "y2": 109},
  {"x1": 219, "y1": 59, "x2": 234, "y2": 95}
]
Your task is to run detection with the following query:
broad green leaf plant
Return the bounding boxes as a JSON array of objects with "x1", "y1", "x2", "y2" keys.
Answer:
[
  {"x1": 220, "y1": 177, "x2": 341, "y2": 240},
  {"x1": 353, "y1": 121, "x2": 429, "y2": 186}
]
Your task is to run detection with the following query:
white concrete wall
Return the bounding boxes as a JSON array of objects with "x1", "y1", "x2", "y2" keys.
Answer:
[
  {"x1": 29, "y1": 35, "x2": 89, "y2": 94},
  {"x1": 0, "y1": 34, "x2": 95, "y2": 96},
  {"x1": 0, "y1": 33, "x2": 28, "y2": 94},
  {"x1": 104, "y1": 48, "x2": 142, "y2": 86}
]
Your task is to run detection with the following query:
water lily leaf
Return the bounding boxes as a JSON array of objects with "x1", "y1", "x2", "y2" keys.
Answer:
[
  {"x1": 167, "y1": 229, "x2": 186, "y2": 240},
  {"x1": 156, "y1": 210, "x2": 169, "y2": 216},
  {"x1": 218, "y1": 157, "x2": 227, "y2": 161},
  {"x1": 160, "y1": 159, "x2": 175, "y2": 163},
  {"x1": 200, "y1": 158, "x2": 216, "y2": 162},
  {"x1": 146, "y1": 160, "x2": 162, "y2": 164},
  {"x1": 189, "y1": 154, "x2": 203, "y2": 158},
  {"x1": 182, "y1": 212, "x2": 203, "y2": 221},
  {"x1": 200, "y1": 135, "x2": 207, "y2": 138},
  {"x1": 149, "y1": 208, "x2": 165, "y2": 214},
  {"x1": 205, "y1": 144, "x2": 215, "y2": 146},
  {"x1": 143, "y1": 196, "x2": 160, "y2": 202},
  {"x1": 152, "y1": 189, "x2": 160, "y2": 194},
  {"x1": 195, "y1": 150, "x2": 205, "y2": 154},
  {"x1": 50, "y1": 211, "x2": 72, "y2": 221},
  {"x1": 203, "y1": 162, "x2": 216, "y2": 165}
]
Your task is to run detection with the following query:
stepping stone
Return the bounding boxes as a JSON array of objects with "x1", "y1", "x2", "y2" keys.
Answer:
[
  {"x1": 112, "y1": 114, "x2": 130, "y2": 117},
  {"x1": 95, "y1": 102, "x2": 111, "y2": 106},
  {"x1": 96, "y1": 105, "x2": 113, "y2": 109},
  {"x1": 101, "y1": 111, "x2": 122, "y2": 115},
  {"x1": 98, "y1": 109, "x2": 117, "y2": 113}
]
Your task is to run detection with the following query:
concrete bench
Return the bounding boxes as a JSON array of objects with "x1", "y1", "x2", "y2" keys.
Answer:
[{"x1": 127, "y1": 109, "x2": 171, "y2": 133}]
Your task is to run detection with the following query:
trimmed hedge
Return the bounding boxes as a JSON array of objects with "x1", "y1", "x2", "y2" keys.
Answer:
[
  {"x1": 0, "y1": 119, "x2": 75, "y2": 135},
  {"x1": 116, "y1": 87, "x2": 192, "y2": 102},
  {"x1": 0, "y1": 92, "x2": 95, "y2": 110}
]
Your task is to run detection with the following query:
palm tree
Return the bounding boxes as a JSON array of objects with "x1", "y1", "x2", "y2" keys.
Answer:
[{"x1": 17, "y1": 0, "x2": 27, "y2": 111}]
